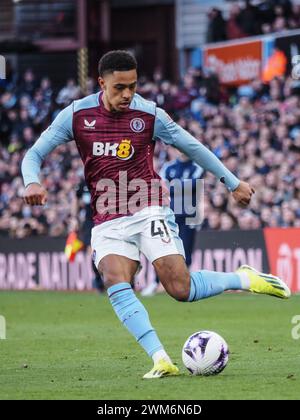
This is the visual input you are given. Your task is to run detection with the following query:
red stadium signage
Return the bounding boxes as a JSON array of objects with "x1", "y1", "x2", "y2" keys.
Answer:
[
  {"x1": 263, "y1": 228, "x2": 300, "y2": 294},
  {"x1": 204, "y1": 40, "x2": 262, "y2": 86}
]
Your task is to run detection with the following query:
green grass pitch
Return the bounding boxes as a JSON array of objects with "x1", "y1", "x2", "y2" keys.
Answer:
[{"x1": 0, "y1": 290, "x2": 299, "y2": 400}]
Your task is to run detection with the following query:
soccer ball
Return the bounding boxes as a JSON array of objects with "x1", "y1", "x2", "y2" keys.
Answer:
[{"x1": 182, "y1": 330, "x2": 229, "y2": 376}]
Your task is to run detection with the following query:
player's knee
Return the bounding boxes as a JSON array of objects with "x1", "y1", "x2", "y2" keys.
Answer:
[
  {"x1": 98, "y1": 256, "x2": 138, "y2": 289},
  {"x1": 103, "y1": 276, "x2": 118, "y2": 290},
  {"x1": 100, "y1": 268, "x2": 125, "y2": 289}
]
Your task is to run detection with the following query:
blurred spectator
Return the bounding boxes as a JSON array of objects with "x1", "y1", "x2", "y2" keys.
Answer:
[
  {"x1": 226, "y1": 4, "x2": 247, "y2": 40},
  {"x1": 19, "y1": 69, "x2": 38, "y2": 97},
  {"x1": 206, "y1": 8, "x2": 227, "y2": 43},
  {"x1": 56, "y1": 78, "x2": 81, "y2": 105},
  {"x1": 209, "y1": 0, "x2": 299, "y2": 42},
  {"x1": 238, "y1": 0, "x2": 260, "y2": 36}
]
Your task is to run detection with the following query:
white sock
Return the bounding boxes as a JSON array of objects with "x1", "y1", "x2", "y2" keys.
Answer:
[
  {"x1": 237, "y1": 272, "x2": 251, "y2": 290},
  {"x1": 152, "y1": 349, "x2": 172, "y2": 364}
]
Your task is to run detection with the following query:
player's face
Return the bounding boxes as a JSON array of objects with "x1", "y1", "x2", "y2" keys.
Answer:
[{"x1": 99, "y1": 70, "x2": 137, "y2": 112}]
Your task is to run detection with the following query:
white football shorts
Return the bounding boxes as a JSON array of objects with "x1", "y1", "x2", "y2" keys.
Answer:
[{"x1": 91, "y1": 206, "x2": 185, "y2": 269}]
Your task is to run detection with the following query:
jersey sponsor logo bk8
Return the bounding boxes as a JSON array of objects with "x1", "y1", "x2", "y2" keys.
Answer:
[{"x1": 93, "y1": 139, "x2": 135, "y2": 160}]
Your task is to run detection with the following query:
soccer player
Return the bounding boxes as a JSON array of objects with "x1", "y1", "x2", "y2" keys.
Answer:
[{"x1": 21, "y1": 50, "x2": 290, "y2": 379}]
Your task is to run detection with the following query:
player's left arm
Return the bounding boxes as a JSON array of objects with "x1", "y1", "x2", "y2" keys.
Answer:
[
  {"x1": 153, "y1": 108, "x2": 254, "y2": 206},
  {"x1": 21, "y1": 103, "x2": 74, "y2": 205}
]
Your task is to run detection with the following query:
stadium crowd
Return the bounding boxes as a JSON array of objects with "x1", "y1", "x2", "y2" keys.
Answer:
[
  {"x1": 207, "y1": 0, "x2": 300, "y2": 42},
  {"x1": 0, "y1": 62, "x2": 299, "y2": 238}
]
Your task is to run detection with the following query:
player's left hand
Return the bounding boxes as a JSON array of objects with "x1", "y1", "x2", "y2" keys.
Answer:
[{"x1": 232, "y1": 181, "x2": 255, "y2": 207}]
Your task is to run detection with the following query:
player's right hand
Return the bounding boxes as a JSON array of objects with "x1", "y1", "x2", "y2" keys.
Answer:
[{"x1": 23, "y1": 183, "x2": 48, "y2": 206}]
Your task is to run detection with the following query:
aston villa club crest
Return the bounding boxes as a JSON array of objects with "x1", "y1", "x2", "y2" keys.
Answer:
[{"x1": 130, "y1": 118, "x2": 145, "y2": 133}]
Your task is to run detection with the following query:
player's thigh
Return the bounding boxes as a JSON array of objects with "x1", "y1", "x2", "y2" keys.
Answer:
[
  {"x1": 139, "y1": 210, "x2": 186, "y2": 263},
  {"x1": 91, "y1": 223, "x2": 140, "y2": 288},
  {"x1": 98, "y1": 254, "x2": 139, "y2": 287},
  {"x1": 153, "y1": 254, "x2": 190, "y2": 300}
]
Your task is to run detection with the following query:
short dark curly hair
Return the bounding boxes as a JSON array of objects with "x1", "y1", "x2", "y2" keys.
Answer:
[{"x1": 98, "y1": 50, "x2": 137, "y2": 77}]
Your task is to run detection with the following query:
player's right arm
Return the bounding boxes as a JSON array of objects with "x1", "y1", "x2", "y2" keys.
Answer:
[{"x1": 21, "y1": 103, "x2": 74, "y2": 206}]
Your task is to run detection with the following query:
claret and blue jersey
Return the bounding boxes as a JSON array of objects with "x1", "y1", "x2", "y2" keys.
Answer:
[{"x1": 21, "y1": 91, "x2": 240, "y2": 225}]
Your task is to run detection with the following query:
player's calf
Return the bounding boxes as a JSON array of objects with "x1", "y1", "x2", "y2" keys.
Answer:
[
  {"x1": 163, "y1": 278, "x2": 191, "y2": 302},
  {"x1": 153, "y1": 255, "x2": 190, "y2": 301},
  {"x1": 153, "y1": 255, "x2": 245, "y2": 302}
]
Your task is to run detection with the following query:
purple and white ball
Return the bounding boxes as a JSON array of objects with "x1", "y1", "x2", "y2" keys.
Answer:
[{"x1": 182, "y1": 331, "x2": 229, "y2": 376}]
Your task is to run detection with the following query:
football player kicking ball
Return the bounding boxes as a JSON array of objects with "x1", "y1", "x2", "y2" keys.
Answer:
[{"x1": 22, "y1": 50, "x2": 290, "y2": 379}]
